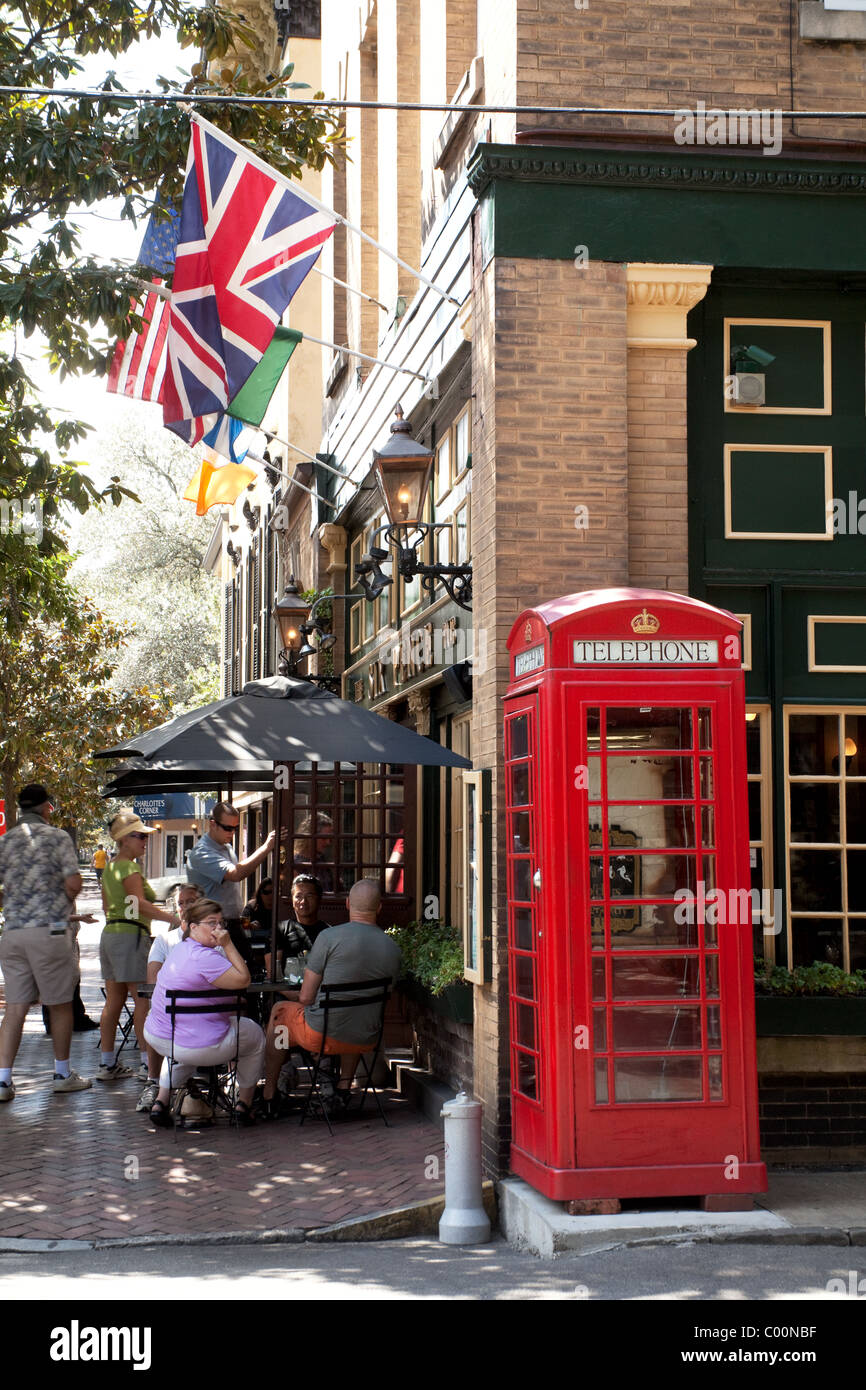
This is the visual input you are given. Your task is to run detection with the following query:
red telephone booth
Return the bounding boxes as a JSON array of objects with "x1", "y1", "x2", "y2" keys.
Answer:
[{"x1": 504, "y1": 588, "x2": 766, "y2": 1202}]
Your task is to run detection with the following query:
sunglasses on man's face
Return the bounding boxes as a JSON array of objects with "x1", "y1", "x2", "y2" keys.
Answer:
[{"x1": 214, "y1": 820, "x2": 239, "y2": 832}]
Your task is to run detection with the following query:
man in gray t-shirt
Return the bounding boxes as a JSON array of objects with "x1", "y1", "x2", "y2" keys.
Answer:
[{"x1": 262, "y1": 879, "x2": 401, "y2": 1111}]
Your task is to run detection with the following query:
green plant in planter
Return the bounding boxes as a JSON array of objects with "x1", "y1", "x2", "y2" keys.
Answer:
[
  {"x1": 754, "y1": 957, "x2": 866, "y2": 997},
  {"x1": 387, "y1": 919, "x2": 465, "y2": 996}
]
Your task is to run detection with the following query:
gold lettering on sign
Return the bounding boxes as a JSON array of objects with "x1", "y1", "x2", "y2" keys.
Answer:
[
  {"x1": 353, "y1": 679, "x2": 365, "y2": 703},
  {"x1": 523, "y1": 620, "x2": 532, "y2": 644},
  {"x1": 443, "y1": 617, "x2": 458, "y2": 650}
]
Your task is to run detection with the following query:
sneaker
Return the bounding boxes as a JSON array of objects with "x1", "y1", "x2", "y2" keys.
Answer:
[
  {"x1": 135, "y1": 1080, "x2": 160, "y2": 1113},
  {"x1": 136, "y1": 1062, "x2": 149, "y2": 1081},
  {"x1": 72, "y1": 1017, "x2": 100, "y2": 1032},
  {"x1": 95, "y1": 1061, "x2": 135, "y2": 1082},
  {"x1": 277, "y1": 1061, "x2": 298, "y2": 1096},
  {"x1": 53, "y1": 1070, "x2": 91, "y2": 1093},
  {"x1": 0, "y1": 1080, "x2": 15, "y2": 1102}
]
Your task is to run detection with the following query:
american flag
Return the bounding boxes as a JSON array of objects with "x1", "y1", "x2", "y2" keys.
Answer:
[
  {"x1": 106, "y1": 206, "x2": 179, "y2": 400},
  {"x1": 106, "y1": 278, "x2": 169, "y2": 401},
  {"x1": 162, "y1": 115, "x2": 335, "y2": 441}
]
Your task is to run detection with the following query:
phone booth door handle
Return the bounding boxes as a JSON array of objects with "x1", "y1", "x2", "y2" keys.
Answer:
[{"x1": 532, "y1": 869, "x2": 541, "y2": 890}]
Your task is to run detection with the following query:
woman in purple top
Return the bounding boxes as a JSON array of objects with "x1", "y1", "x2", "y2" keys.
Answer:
[{"x1": 143, "y1": 899, "x2": 265, "y2": 1127}]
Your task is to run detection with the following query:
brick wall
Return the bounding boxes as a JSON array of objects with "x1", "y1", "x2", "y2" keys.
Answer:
[
  {"x1": 759, "y1": 1072, "x2": 866, "y2": 1164},
  {"x1": 471, "y1": 242, "x2": 632, "y2": 1173},
  {"x1": 513, "y1": 0, "x2": 866, "y2": 144},
  {"x1": 407, "y1": 999, "x2": 474, "y2": 1093}
]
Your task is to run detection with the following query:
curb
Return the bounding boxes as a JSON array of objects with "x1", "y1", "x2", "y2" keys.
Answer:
[{"x1": 0, "y1": 1186, "x2": 499, "y2": 1253}]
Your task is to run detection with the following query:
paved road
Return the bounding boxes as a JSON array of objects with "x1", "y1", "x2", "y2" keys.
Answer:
[{"x1": 1, "y1": 1236, "x2": 863, "y2": 1301}]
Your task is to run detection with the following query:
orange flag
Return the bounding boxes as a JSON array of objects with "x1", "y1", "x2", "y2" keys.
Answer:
[{"x1": 183, "y1": 450, "x2": 257, "y2": 515}]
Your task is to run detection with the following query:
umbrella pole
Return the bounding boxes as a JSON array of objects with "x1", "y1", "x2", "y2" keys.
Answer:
[{"x1": 270, "y1": 762, "x2": 283, "y2": 985}]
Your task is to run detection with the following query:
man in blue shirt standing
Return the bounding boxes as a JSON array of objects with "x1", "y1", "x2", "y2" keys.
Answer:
[{"x1": 186, "y1": 803, "x2": 276, "y2": 931}]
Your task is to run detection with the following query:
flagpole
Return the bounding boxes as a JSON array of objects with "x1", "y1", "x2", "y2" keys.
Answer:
[
  {"x1": 187, "y1": 111, "x2": 461, "y2": 308},
  {"x1": 261, "y1": 434, "x2": 360, "y2": 490},
  {"x1": 246, "y1": 451, "x2": 337, "y2": 509},
  {"x1": 311, "y1": 265, "x2": 388, "y2": 313},
  {"x1": 298, "y1": 329, "x2": 432, "y2": 384}
]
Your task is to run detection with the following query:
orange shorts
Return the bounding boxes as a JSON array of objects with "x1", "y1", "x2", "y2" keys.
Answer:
[{"x1": 269, "y1": 1001, "x2": 371, "y2": 1056}]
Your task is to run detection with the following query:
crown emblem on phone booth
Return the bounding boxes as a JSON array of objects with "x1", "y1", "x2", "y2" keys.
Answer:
[
  {"x1": 630, "y1": 608, "x2": 660, "y2": 635},
  {"x1": 523, "y1": 621, "x2": 533, "y2": 643}
]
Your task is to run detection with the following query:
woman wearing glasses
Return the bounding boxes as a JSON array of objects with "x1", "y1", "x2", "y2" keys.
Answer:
[
  {"x1": 144, "y1": 898, "x2": 266, "y2": 1127},
  {"x1": 98, "y1": 810, "x2": 181, "y2": 1083}
]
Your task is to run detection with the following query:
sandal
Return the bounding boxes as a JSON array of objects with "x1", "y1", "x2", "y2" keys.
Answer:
[
  {"x1": 149, "y1": 1099, "x2": 172, "y2": 1128},
  {"x1": 233, "y1": 1100, "x2": 256, "y2": 1127}
]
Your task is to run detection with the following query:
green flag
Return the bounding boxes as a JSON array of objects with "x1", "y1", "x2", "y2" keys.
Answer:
[{"x1": 227, "y1": 326, "x2": 303, "y2": 426}]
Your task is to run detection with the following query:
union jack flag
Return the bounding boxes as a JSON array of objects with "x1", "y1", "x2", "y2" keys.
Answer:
[{"x1": 162, "y1": 115, "x2": 335, "y2": 441}]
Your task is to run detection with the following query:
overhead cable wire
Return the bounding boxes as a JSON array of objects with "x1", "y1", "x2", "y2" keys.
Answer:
[{"x1": 1, "y1": 85, "x2": 866, "y2": 119}]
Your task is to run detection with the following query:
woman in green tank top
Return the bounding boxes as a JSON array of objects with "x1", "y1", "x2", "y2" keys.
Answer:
[{"x1": 97, "y1": 810, "x2": 180, "y2": 1082}]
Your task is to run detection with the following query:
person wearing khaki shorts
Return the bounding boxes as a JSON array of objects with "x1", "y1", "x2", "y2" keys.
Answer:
[{"x1": 0, "y1": 784, "x2": 92, "y2": 1100}]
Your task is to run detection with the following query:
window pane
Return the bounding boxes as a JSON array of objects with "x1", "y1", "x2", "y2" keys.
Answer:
[
  {"x1": 708, "y1": 1055, "x2": 724, "y2": 1100},
  {"x1": 606, "y1": 755, "x2": 694, "y2": 801},
  {"x1": 593, "y1": 1007, "x2": 607, "y2": 1051},
  {"x1": 509, "y1": 715, "x2": 529, "y2": 760},
  {"x1": 454, "y1": 409, "x2": 470, "y2": 474},
  {"x1": 516, "y1": 1050, "x2": 537, "y2": 1100},
  {"x1": 435, "y1": 434, "x2": 450, "y2": 497},
  {"x1": 515, "y1": 1003, "x2": 535, "y2": 1049},
  {"x1": 510, "y1": 811, "x2": 531, "y2": 852},
  {"x1": 707, "y1": 1004, "x2": 722, "y2": 1048},
  {"x1": 845, "y1": 715, "x2": 866, "y2": 776},
  {"x1": 591, "y1": 905, "x2": 605, "y2": 946},
  {"x1": 847, "y1": 852, "x2": 866, "y2": 910},
  {"x1": 612, "y1": 956, "x2": 700, "y2": 999},
  {"x1": 791, "y1": 918, "x2": 843, "y2": 967},
  {"x1": 613, "y1": 1055, "x2": 703, "y2": 1103},
  {"x1": 610, "y1": 903, "x2": 698, "y2": 950},
  {"x1": 592, "y1": 956, "x2": 606, "y2": 1000},
  {"x1": 591, "y1": 853, "x2": 699, "y2": 899},
  {"x1": 846, "y1": 783, "x2": 866, "y2": 843},
  {"x1": 790, "y1": 783, "x2": 840, "y2": 842},
  {"x1": 510, "y1": 764, "x2": 530, "y2": 806},
  {"x1": 849, "y1": 928, "x2": 866, "y2": 972},
  {"x1": 748, "y1": 782, "x2": 762, "y2": 840},
  {"x1": 594, "y1": 1058, "x2": 609, "y2": 1103},
  {"x1": 789, "y1": 713, "x2": 838, "y2": 776},
  {"x1": 514, "y1": 954, "x2": 535, "y2": 1001},
  {"x1": 746, "y1": 718, "x2": 761, "y2": 774},
  {"x1": 512, "y1": 907, "x2": 533, "y2": 951},
  {"x1": 513, "y1": 859, "x2": 532, "y2": 901},
  {"x1": 701, "y1": 807, "x2": 715, "y2": 848},
  {"x1": 790, "y1": 850, "x2": 842, "y2": 912},
  {"x1": 700, "y1": 758, "x2": 714, "y2": 799},
  {"x1": 606, "y1": 804, "x2": 697, "y2": 848},
  {"x1": 606, "y1": 707, "x2": 693, "y2": 749},
  {"x1": 455, "y1": 506, "x2": 469, "y2": 563},
  {"x1": 613, "y1": 1005, "x2": 702, "y2": 1051},
  {"x1": 698, "y1": 708, "x2": 712, "y2": 749},
  {"x1": 705, "y1": 955, "x2": 720, "y2": 997}
]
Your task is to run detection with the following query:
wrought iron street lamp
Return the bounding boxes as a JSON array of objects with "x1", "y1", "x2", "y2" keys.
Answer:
[
  {"x1": 274, "y1": 578, "x2": 310, "y2": 677},
  {"x1": 357, "y1": 405, "x2": 473, "y2": 611}
]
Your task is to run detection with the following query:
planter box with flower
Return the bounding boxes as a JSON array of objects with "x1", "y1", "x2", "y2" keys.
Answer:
[
  {"x1": 387, "y1": 920, "x2": 473, "y2": 1024},
  {"x1": 754, "y1": 958, "x2": 866, "y2": 1036}
]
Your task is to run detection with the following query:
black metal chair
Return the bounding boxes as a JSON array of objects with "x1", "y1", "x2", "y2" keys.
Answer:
[
  {"x1": 300, "y1": 977, "x2": 392, "y2": 1135},
  {"x1": 100, "y1": 985, "x2": 137, "y2": 1061},
  {"x1": 163, "y1": 988, "x2": 246, "y2": 1138}
]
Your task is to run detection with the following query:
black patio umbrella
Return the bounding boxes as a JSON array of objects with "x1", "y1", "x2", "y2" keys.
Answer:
[
  {"x1": 95, "y1": 676, "x2": 472, "y2": 769},
  {"x1": 100, "y1": 760, "x2": 274, "y2": 799},
  {"x1": 95, "y1": 677, "x2": 472, "y2": 982}
]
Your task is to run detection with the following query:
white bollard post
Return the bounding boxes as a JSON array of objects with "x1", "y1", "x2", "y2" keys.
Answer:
[{"x1": 438, "y1": 1090, "x2": 491, "y2": 1245}]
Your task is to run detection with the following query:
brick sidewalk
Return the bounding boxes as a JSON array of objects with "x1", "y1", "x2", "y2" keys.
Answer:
[{"x1": 0, "y1": 893, "x2": 444, "y2": 1241}]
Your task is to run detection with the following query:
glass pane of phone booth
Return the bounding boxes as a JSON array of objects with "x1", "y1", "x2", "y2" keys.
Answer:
[
  {"x1": 506, "y1": 703, "x2": 540, "y2": 1103},
  {"x1": 588, "y1": 704, "x2": 723, "y2": 1105}
]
